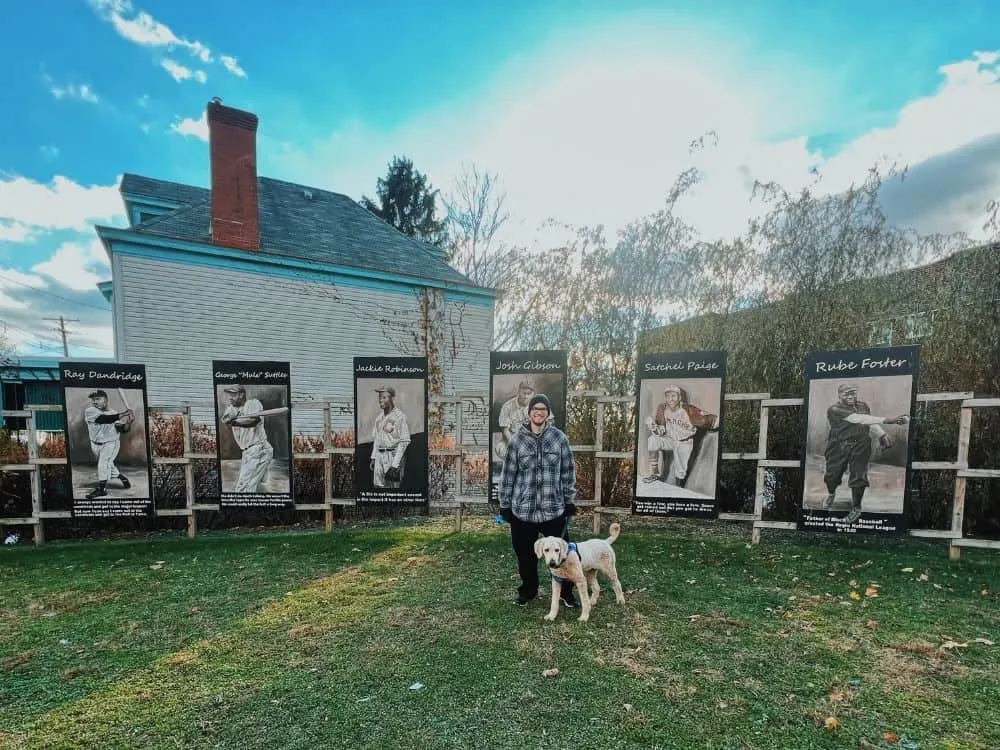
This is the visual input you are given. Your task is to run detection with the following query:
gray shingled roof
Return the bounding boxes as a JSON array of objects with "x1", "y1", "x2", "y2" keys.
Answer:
[{"x1": 117, "y1": 173, "x2": 490, "y2": 291}]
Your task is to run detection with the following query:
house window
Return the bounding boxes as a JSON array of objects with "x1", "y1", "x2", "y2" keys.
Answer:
[
  {"x1": 868, "y1": 320, "x2": 893, "y2": 346},
  {"x1": 2, "y1": 381, "x2": 26, "y2": 431},
  {"x1": 905, "y1": 312, "x2": 933, "y2": 341}
]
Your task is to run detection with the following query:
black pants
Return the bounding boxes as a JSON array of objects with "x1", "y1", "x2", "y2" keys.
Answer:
[
  {"x1": 824, "y1": 438, "x2": 871, "y2": 492},
  {"x1": 510, "y1": 514, "x2": 575, "y2": 599}
]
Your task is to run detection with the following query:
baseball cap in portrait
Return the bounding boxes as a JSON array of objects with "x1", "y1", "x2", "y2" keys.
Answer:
[
  {"x1": 223, "y1": 385, "x2": 246, "y2": 394},
  {"x1": 838, "y1": 383, "x2": 859, "y2": 396},
  {"x1": 88, "y1": 390, "x2": 108, "y2": 398},
  {"x1": 374, "y1": 384, "x2": 395, "y2": 397}
]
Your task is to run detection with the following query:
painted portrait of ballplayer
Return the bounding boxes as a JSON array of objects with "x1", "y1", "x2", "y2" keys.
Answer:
[
  {"x1": 490, "y1": 375, "x2": 559, "y2": 469},
  {"x1": 82, "y1": 389, "x2": 135, "y2": 499},
  {"x1": 220, "y1": 385, "x2": 277, "y2": 494},
  {"x1": 640, "y1": 383, "x2": 719, "y2": 490},
  {"x1": 370, "y1": 384, "x2": 411, "y2": 488},
  {"x1": 808, "y1": 381, "x2": 910, "y2": 523}
]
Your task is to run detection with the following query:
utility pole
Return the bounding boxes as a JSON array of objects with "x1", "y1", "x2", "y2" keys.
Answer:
[{"x1": 44, "y1": 316, "x2": 79, "y2": 357}]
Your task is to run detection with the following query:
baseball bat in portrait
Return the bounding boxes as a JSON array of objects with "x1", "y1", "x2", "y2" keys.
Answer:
[
  {"x1": 117, "y1": 387, "x2": 131, "y2": 412},
  {"x1": 251, "y1": 407, "x2": 290, "y2": 418}
]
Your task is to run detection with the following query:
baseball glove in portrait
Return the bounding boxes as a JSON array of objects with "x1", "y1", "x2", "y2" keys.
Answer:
[{"x1": 384, "y1": 466, "x2": 401, "y2": 482}]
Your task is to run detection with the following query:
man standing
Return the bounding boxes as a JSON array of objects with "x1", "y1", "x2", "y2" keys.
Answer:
[
  {"x1": 823, "y1": 383, "x2": 909, "y2": 523},
  {"x1": 221, "y1": 385, "x2": 274, "y2": 493},
  {"x1": 84, "y1": 390, "x2": 132, "y2": 499},
  {"x1": 498, "y1": 393, "x2": 579, "y2": 608},
  {"x1": 495, "y1": 380, "x2": 534, "y2": 464},
  {"x1": 370, "y1": 385, "x2": 410, "y2": 489},
  {"x1": 642, "y1": 384, "x2": 718, "y2": 488}
]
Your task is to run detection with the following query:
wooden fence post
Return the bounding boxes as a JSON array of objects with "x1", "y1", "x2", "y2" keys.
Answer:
[
  {"x1": 27, "y1": 407, "x2": 44, "y2": 546},
  {"x1": 750, "y1": 399, "x2": 771, "y2": 546},
  {"x1": 949, "y1": 403, "x2": 974, "y2": 561},
  {"x1": 181, "y1": 405, "x2": 197, "y2": 539},
  {"x1": 323, "y1": 402, "x2": 334, "y2": 532}
]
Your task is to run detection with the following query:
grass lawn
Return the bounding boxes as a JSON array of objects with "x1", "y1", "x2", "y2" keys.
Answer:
[{"x1": 2, "y1": 516, "x2": 999, "y2": 749}]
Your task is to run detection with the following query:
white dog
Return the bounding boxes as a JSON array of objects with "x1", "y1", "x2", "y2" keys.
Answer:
[{"x1": 534, "y1": 522, "x2": 625, "y2": 622}]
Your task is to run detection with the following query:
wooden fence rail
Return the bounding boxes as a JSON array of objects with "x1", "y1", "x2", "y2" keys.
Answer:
[{"x1": 2, "y1": 391, "x2": 998, "y2": 559}]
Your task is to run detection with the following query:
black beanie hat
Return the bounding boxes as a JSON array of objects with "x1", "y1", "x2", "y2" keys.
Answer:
[{"x1": 528, "y1": 393, "x2": 551, "y2": 413}]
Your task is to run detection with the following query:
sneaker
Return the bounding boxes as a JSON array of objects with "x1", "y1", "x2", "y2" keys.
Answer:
[
  {"x1": 118, "y1": 476, "x2": 131, "y2": 489},
  {"x1": 513, "y1": 593, "x2": 537, "y2": 606},
  {"x1": 86, "y1": 488, "x2": 107, "y2": 499},
  {"x1": 559, "y1": 592, "x2": 580, "y2": 609},
  {"x1": 844, "y1": 507, "x2": 863, "y2": 524}
]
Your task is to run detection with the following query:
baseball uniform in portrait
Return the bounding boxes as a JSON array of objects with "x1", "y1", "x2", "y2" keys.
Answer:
[
  {"x1": 85, "y1": 404, "x2": 122, "y2": 481},
  {"x1": 225, "y1": 390, "x2": 275, "y2": 493},
  {"x1": 371, "y1": 386, "x2": 410, "y2": 488}
]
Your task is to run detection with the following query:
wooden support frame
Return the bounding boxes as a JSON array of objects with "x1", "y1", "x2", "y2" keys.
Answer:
[{"x1": 0, "y1": 388, "x2": 996, "y2": 558}]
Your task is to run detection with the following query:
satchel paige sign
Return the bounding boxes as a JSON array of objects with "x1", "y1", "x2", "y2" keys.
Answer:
[
  {"x1": 632, "y1": 351, "x2": 726, "y2": 518},
  {"x1": 798, "y1": 345, "x2": 919, "y2": 535},
  {"x1": 488, "y1": 350, "x2": 567, "y2": 506},
  {"x1": 213, "y1": 360, "x2": 293, "y2": 508},
  {"x1": 354, "y1": 356, "x2": 429, "y2": 508},
  {"x1": 60, "y1": 361, "x2": 153, "y2": 517}
]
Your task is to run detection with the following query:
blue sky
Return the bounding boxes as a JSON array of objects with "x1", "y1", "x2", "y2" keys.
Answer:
[{"x1": 2, "y1": 0, "x2": 999, "y2": 357}]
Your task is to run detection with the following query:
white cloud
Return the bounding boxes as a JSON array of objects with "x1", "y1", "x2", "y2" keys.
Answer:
[
  {"x1": 89, "y1": 0, "x2": 246, "y2": 78},
  {"x1": 220, "y1": 55, "x2": 247, "y2": 78},
  {"x1": 170, "y1": 112, "x2": 209, "y2": 141},
  {"x1": 0, "y1": 268, "x2": 48, "y2": 312},
  {"x1": 161, "y1": 58, "x2": 207, "y2": 83},
  {"x1": 32, "y1": 239, "x2": 110, "y2": 292},
  {"x1": 0, "y1": 221, "x2": 34, "y2": 242},
  {"x1": 273, "y1": 25, "x2": 1000, "y2": 248},
  {"x1": 45, "y1": 76, "x2": 99, "y2": 104},
  {"x1": 0, "y1": 174, "x2": 123, "y2": 234}
]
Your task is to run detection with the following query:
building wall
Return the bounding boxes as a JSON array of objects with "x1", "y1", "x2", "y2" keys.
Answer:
[{"x1": 112, "y1": 250, "x2": 493, "y2": 433}]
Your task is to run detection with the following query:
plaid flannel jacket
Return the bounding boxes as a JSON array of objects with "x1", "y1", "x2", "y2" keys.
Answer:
[{"x1": 498, "y1": 422, "x2": 577, "y2": 523}]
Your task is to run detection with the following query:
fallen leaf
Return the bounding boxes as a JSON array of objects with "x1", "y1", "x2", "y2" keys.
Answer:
[
  {"x1": 828, "y1": 690, "x2": 845, "y2": 702},
  {"x1": 541, "y1": 668, "x2": 559, "y2": 678},
  {"x1": 409, "y1": 682, "x2": 424, "y2": 690},
  {"x1": 901, "y1": 567, "x2": 914, "y2": 573},
  {"x1": 824, "y1": 716, "x2": 839, "y2": 731},
  {"x1": 974, "y1": 638, "x2": 994, "y2": 646},
  {"x1": 623, "y1": 703, "x2": 634, "y2": 712},
  {"x1": 849, "y1": 579, "x2": 858, "y2": 587},
  {"x1": 918, "y1": 572, "x2": 929, "y2": 582},
  {"x1": 865, "y1": 587, "x2": 879, "y2": 598},
  {"x1": 850, "y1": 591, "x2": 861, "y2": 601},
  {"x1": 865, "y1": 619, "x2": 879, "y2": 631},
  {"x1": 884, "y1": 731, "x2": 900, "y2": 744},
  {"x1": 982, "y1": 589, "x2": 989, "y2": 596},
  {"x1": 940, "y1": 640, "x2": 968, "y2": 650}
]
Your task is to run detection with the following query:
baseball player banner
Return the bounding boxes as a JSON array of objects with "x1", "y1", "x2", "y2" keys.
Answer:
[
  {"x1": 213, "y1": 360, "x2": 293, "y2": 508},
  {"x1": 632, "y1": 351, "x2": 726, "y2": 518},
  {"x1": 488, "y1": 350, "x2": 568, "y2": 506},
  {"x1": 354, "y1": 356, "x2": 428, "y2": 507},
  {"x1": 798, "y1": 345, "x2": 919, "y2": 535},
  {"x1": 60, "y1": 361, "x2": 153, "y2": 518}
]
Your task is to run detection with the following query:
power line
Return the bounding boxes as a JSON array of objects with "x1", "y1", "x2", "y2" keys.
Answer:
[{"x1": 0, "y1": 272, "x2": 111, "y2": 312}]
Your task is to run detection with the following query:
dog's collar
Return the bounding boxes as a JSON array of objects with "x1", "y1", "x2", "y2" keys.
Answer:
[{"x1": 551, "y1": 542, "x2": 578, "y2": 582}]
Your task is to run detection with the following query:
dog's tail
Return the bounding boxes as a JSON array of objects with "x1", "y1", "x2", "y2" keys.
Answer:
[{"x1": 607, "y1": 522, "x2": 621, "y2": 545}]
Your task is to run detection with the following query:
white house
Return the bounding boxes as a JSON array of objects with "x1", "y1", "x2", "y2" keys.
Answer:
[{"x1": 94, "y1": 99, "x2": 496, "y2": 432}]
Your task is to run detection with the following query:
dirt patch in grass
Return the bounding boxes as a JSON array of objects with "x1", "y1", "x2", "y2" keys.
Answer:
[
  {"x1": 25, "y1": 589, "x2": 120, "y2": 616},
  {"x1": 873, "y1": 641, "x2": 967, "y2": 694},
  {"x1": 2, "y1": 651, "x2": 34, "y2": 672},
  {"x1": 60, "y1": 665, "x2": 96, "y2": 681}
]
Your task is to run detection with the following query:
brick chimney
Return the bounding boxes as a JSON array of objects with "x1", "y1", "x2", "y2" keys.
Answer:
[{"x1": 207, "y1": 98, "x2": 260, "y2": 251}]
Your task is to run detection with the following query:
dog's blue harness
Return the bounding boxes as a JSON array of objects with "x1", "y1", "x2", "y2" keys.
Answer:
[{"x1": 550, "y1": 542, "x2": 579, "y2": 582}]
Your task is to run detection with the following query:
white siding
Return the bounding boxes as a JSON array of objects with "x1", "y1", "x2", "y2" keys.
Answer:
[{"x1": 115, "y1": 254, "x2": 493, "y2": 433}]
